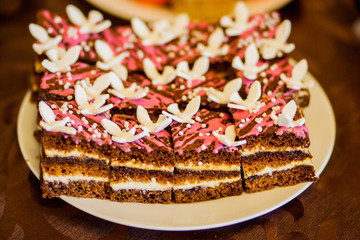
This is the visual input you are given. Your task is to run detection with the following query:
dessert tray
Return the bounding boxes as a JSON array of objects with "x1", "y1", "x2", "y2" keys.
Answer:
[
  {"x1": 86, "y1": 0, "x2": 292, "y2": 21},
  {"x1": 18, "y1": 71, "x2": 335, "y2": 231}
]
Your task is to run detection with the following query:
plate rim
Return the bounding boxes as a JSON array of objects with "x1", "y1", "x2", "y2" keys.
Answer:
[
  {"x1": 85, "y1": 0, "x2": 293, "y2": 21},
  {"x1": 17, "y1": 72, "x2": 336, "y2": 231}
]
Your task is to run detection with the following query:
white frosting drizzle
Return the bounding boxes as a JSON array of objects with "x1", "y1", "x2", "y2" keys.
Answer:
[
  {"x1": 95, "y1": 40, "x2": 129, "y2": 81},
  {"x1": 162, "y1": 95, "x2": 200, "y2": 124},
  {"x1": 232, "y1": 43, "x2": 268, "y2": 80},
  {"x1": 259, "y1": 19, "x2": 295, "y2": 59},
  {"x1": 143, "y1": 58, "x2": 176, "y2": 85},
  {"x1": 220, "y1": 1, "x2": 251, "y2": 36},
  {"x1": 101, "y1": 118, "x2": 149, "y2": 143},
  {"x1": 66, "y1": 4, "x2": 111, "y2": 34},
  {"x1": 29, "y1": 23, "x2": 63, "y2": 55},
  {"x1": 197, "y1": 28, "x2": 229, "y2": 57},
  {"x1": 228, "y1": 80, "x2": 264, "y2": 113},
  {"x1": 176, "y1": 56, "x2": 209, "y2": 88},
  {"x1": 213, "y1": 125, "x2": 246, "y2": 147},
  {"x1": 41, "y1": 45, "x2": 81, "y2": 73},
  {"x1": 206, "y1": 78, "x2": 242, "y2": 104},
  {"x1": 131, "y1": 14, "x2": 189, "y2": 46},
  {"x1": 136, "y1": 105, "x2": 172, "y2": 133},
  {"x1": 75, "y1": 85, "x2": 113, "y2": 115},
  {"x1": 280, "y1": 59, "x2": 313, "y2": 90},
  {"x1": 270, "y1": 100, "x2": 305, "y2": 128},
  {"x1": 39, "y1": 101, "x2": 77, "y2": 135}
]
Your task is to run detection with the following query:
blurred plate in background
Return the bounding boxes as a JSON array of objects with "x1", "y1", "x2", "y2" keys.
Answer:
[{"x1": 86, "y1": 0, "x2": 292, "y2": 21}]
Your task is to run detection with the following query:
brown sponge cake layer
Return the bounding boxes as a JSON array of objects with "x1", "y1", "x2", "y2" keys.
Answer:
[
  {"x1": 41, "y1": 156, "x2": 110, "y2": 178},
  {"x1": 110, "y1": 147, "x2": 175, "y2": 169},
  {"x1": 174, "y1": 169, "x2": 240, "y2": 184},
  {"x1": 41, "y1": 180, "x2": 109, "y2": 199},
  {"x1": 242, "y1": 129, "x2": 310, "y2": 151},
  {"x1": 111, "y1": 166, "x2": 173, "y2": 185},
  {"x1": 110, "y1": 189, "x2": 172, "y2": 204},
  {"x1": 244, "y1": 165, "x2": 317, "y2": 193},
  {"x1": 173, "y1": 180, "x2": 243, "y2": 203},
  {"x1": 175, "y1": 148, "x2": 241, "y2": 167}
]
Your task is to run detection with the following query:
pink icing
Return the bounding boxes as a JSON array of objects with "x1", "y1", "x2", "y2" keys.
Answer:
[
  {"x1": 171, "y1": 109, "x2": 237, "y2": 155},
  {"x1": 232, "y1": 98, "x2": 309, "y2": 140},
  {"x1": 40, "y1": 62, "x2": 106, "y2": 98},
  {"x1": 110, "y1": 114, "x2": 172, "y2": 153},
  {"x1": 47, "y1": 100, "x2": 112, "y2": 146}
]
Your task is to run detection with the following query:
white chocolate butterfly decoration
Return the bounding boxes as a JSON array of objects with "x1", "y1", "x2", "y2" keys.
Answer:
[
  {"x1": 143, "y1": 58, "x2": 176, "y2": 85},
  {"x1": 101, "y1": 118, "x2": 149, "y2": 143},
  {"x1": 280, "y1": 59, "x2": 313, "y2": 90},
  {"x1": 66, "y1": 4, "x2": 111, "y2": 34},
  {"x1": 162, "y1": 95, "x2": 200, "y2": 124},
  {"x1": 228, "y1": 80, "x2": 264, "y2": 113},
  {"x1": 95, "y1": 40, "x2": 129, "y2": 81},
  {"x1": 41, "y1": 45, "x2": 81, "y2": 73},
  {"x1": 131, "y1": 14, "x2": 189, "y2": 46},
  {"x1": 206, "y1": 78, "x2": 242, "y2": 104},
  {"x1": 259, "y1": 20, "x2": 295, "y2": 59},
  {"x1": 108, "y1": 72, "x2": 149, "y2": 99},
  {"x1": 75, "y1": 85, "x2": 113, "y2": 115},
  {"x1": 220, "y1": 1, "x2": 251, "y2": 36},
  {"x1": 166, "y1": 13, "x2": 190, "y2": 38},
  {"x1": 232, "y1": 43, "x2": 268, "y2": 80},
  {"x1": 29, "y1": 23, "x2": 63, "y2": 55},
  {"x1": 77, "y1": 72, "x2": 115, "y2": 100},
  {"x1": 197, "y1": 28, "x2": 229, "y2": 57},
  {"x1": 136, "y1": 105, "x2": 172, "y2": 133},
  {"x1": 38, "y1": 101, "x2": 77, "y2": 135},
  {"x1": 213, "y1": 125, "x2": 246, "y2": 147},
  {"x1": 270, "y1": 100, "x2": 305, "y2": 128},
  {"x1": 176, "y1": 57, "x2": 209, "y2": 88}
]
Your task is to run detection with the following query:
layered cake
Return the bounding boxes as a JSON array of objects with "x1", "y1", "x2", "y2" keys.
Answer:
[{"x1": 30, "y1": 2, "x2": 317, "y2": 203}]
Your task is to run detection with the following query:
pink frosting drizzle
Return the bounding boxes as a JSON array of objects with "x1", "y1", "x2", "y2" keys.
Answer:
[
  {"x1": 170, "y1": 109, "x2": 237, "y2": 155},
  {"x1": 231, "y1": 98, "x2": 309, "y2": 140}
]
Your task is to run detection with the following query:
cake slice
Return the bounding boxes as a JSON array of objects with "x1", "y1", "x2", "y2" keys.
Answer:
[
  {"x1": 230, "y1": 98, "x2": 317, "y2": 193},
  {"x1": 39, "y1": 100, "x2": 112, "y2": 199},
  {"x1": 166, "y1": 101, "x2": 243, "y2": 203},
  {"x1": 105, "y1": 111, "x2": 174, "y2": 203}
]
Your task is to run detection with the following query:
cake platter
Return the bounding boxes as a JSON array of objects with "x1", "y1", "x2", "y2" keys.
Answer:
[
  {"x1": 85, "y1": 0, "x2": 292, "y2": 21},
  {"x1": 17, "y1": 71, "x2": 335, "y2": 231}
]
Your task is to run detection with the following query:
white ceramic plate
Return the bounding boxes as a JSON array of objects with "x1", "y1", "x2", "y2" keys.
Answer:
[
  {"x1": 86, "y1": 0, "x2": 292, "y2": 21},
  {"x1": 17, "y1": 71, "x2": 335, "y2": 231}
]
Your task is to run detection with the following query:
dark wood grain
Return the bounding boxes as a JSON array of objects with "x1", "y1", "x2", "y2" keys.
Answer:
[{"x1": 1, "y1": 0, "x2": 360, "y2": 239}]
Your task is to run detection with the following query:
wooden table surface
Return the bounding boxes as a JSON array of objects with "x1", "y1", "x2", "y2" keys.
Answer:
[{"x1": 1, "y1": 0, "x2": 360, "y2": 239}]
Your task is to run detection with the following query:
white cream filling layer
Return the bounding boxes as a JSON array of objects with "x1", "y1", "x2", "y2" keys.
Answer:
[
  {"x1": 110, "y1": 180, "x2": 172, "y2": 191},
  {"x1": 111, "y1": 161, "x2": 174, "y2": 172},
  {"x1": 245, "y1": 158, "x2": 313, "y2": 178},
  {"x1": 45, "y1": 149, "x2": 109, "y2": 163},
  {"x1": 176, "y1": 163, "x2": 240, "y2": 171},
  {"x1": 43, "y1": 173, "x2": 109, "y2": 184},
  {"x1": 241, "y1": 147, "x2": 308, "y2": 157},
  {"x1": 173, "y1": 176, "x2": 241, "y2": 190}
]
